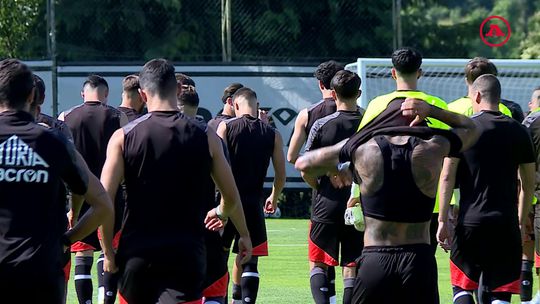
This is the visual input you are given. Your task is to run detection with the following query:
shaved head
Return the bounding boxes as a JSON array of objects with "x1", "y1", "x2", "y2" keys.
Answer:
[
  {"x1": 233, "y1": 87, "x2": 258, "y2": 107},
  {"x1": 471, "y1": 74, "x2": 501, "y2": 105}
]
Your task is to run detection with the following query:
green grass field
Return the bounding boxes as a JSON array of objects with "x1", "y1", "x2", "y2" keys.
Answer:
[{"x1": 66, "y1": 219, "x2": 533, "y2": 303}]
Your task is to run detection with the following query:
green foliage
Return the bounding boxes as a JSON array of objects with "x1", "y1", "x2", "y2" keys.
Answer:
[
  {"x1": 521, "y1": 11, "x2": 540, "y2": 59},
  {"x1": 0, "y1": 0, "x2": 41, "y2": 58}
]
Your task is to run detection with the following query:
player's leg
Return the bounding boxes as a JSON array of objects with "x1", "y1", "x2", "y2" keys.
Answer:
[
  {"x1": 450, "y1": 225, "x2": 481, "y2": 304},
  {"x1": 117, "y1": 256, "x2": 157, "y2": 304},
  {"x1": 352, "y1": 247, "x2": 397, "y2": 304},
  {"x1": 533, "y1": 204, "x2": 540, "y2": 304},
  {"x1": 340, "y1": 224, "x2": 364, "y2": 304},
  {"x1": 73, "y1": 247, "x2": 95, "y2": 304},
  {"x1": 98, "y1": 230, "x2": 121, "y2": 304},
  {"x1": 400, "y1": 244, "x2": 439, "y2": 304},
  {"x1": 203, "y1": 230, "x2": 229, "y2": 304},
  {"x1": 327, "y1": 266, "x2": 336, "y2": 304},
  {"x1": 308, "y1": 221, "x2": 339, "y2": 304},
  {"x1": 522, "y1": 237, "x2": 535, "y2": 303}
]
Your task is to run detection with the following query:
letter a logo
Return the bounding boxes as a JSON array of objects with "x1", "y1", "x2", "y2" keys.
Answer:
[{"x1": 485, "y1": 24, "x2": 505, "y2": 37}]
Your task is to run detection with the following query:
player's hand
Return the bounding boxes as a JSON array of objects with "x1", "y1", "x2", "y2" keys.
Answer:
[
  {"x1": 264, "y1": 196, "x2": 276, "y2": 214},
  {"x1": 103, "y1": 252, "x2": 118, "y2": 273},
  {"x1": 204, "y1": 208, "x2": 226, "y2": 231},
  {"x1": 436, "y1": 220, "x2": 452, "y2": 252},
  {"x1": 236, "y1": 236, "x2": 253, "y2": 265},
  {"x1": 401, "y1": 98, "x2": 432, "y2": 126},
  {"x1": 258, "y1": 109, "x2": 270, "y2": 124},
  {"x1": 329, "y1": 168, "x2": 352, "y2": 189},
  {"x1": 347, "y1": 196, "x2": 360, "y2": 208},
  {"x1": 67, "y1": 209, "x2": 77, "y2": 229}
]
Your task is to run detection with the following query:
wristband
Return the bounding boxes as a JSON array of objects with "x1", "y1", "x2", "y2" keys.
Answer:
[
  {"x1": 215, "y1": 205, "x2": 226, "y2": 220},
  {"x1": 337, "y1": 161, "x2": 350, "y2": 172},
  {"x1": 61, "y1": 233, "x2": 73, "y2": 247}
]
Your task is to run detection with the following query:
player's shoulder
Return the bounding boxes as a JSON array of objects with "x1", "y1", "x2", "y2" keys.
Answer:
[
  {"x1": 61, "y1": 103, "x2": 85, "y2": 118},
  {"x1": 523, "y1": 110, "x2": 540, "y2": 127},
  {"x1": 123, "y1": 113, "x2": 152, "y2": 135},
  {"x1": 306, "y1": 99, "x2": 325, "y2": 112},
  {"x1": 311, "y1": 111, "x2": 341, "y2": 131}
]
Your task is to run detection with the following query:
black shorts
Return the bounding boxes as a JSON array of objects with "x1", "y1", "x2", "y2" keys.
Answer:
[
  {"x1": 353, "y1": 244, "x2": 438, "y2": 304},
  {"x1": 223, "y1": 198, "x2": 268, "y2": 256},
  {"x1": 203, "y1": 230, "x2": 229, "y2": 298},
  {"x1": 0, "y1": 263, "x2": 65, "y2": 304},
  {"x1": 450, "y1": 223, "x2": 521, "y2": 293},
  {"x1": 118, "y1": 248, "x2": 205, "y2": 304},
  {"x1": 308, "y1": 220, "x2": 364, "y2": 267},
  {"x1": 429, "y1": 213, "x2": 438, "y2": 255}
]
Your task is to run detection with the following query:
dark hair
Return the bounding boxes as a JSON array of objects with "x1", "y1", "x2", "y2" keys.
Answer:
[
  {"x1": 122, "y1": 74, "x2": 139, "y2": 92},
  {"x1": 175, "y1": 73, "x2": 196, "y2": 87},
  {"x1": 472, "y1": 74, "x2": 501, "y2": 105},
  {"x1": 221, "y1": 83, "x2": 244, "y2": 104},
  {"x1": 32, "y1": 74, "x2": 46, "y2": 104},
  {"x1": 391, "y1": 47, "x2": 422, "y2": 75},
  {"x1": 232, "y1": 87, "x2": 257, "y2": 103},
  {"x1": 0, "y1": 59, "x2": 34, "y2": 110},
  {"x1": 178, "y1": 86, "x2": 199, "y2": 107},
  {"x1": 139, "y1": 58, "x2": 177, "y2": 98},
  {"x1": 331, "y1": 70, "x2": 361, "y2": 100},
  {"x1": 465, "y1": 57, "x2": 498, "y2": 84},
  {"x1": 83, "y1": 74, "x2": 109, "y2": 90},
  {"x1": 314, "y1": 60, "x2": 344, "y2": 89}
]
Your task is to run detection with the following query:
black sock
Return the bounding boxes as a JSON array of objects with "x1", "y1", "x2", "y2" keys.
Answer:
[
  {"x1": 204, "y1": 297, "x2": 225, "y2": 304},
  {"x1": 75, "y1": 255, "x2": 94, "y2": 304},
  {"x1": 241, "y1": 261, "x2": 260, "y2": 303},
  {"x1": 492, "y1": 292, "x2": 512, "y2": 302},
  {"x1": 232, "y1": 283, "x2": 242, "y2": 301},
  {"x1": 97, "y1": 253, "x2": 104, "y2": 302},
  {"x1": 343, "y1": 278, "x2": 355, "y2": 304},
  {"x1": 453, "y1": 286, "x2": 474, "y2": 304},
  {"x1": 310, "y1": 267, "x2": 329, "y2": 304},
  {"x1": 521, "y1": 260, "x2": 534, "y2": 301},
  {"x1": 327, "y1": 267, "x2": 336, "y2": 303},
  {"x1": 103, "y1": 270, "x2": 119, "y2": 304}
]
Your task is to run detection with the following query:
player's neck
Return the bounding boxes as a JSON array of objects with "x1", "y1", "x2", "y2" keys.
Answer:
[
  {"x1": 336, "y1": 100, "x2": 357, "y2": 112},
  {"x1": 222, "y1": 105, "x2": 235, "y2": 117},
  {"x1": 120, "y1": 98, "x2": 138, "y2": 111},
  {"x1": 236, "y1": 108, "x2": 257, "y2": 118},
  {"x1": 395, "y1": 78, "x2": 417, "y2": 91},
  {"x1": 476, "y1": 103, "x2": 499, "y2": 113},
  {"x1": 321, "y1": 90, "x2": 333, "y2": 99},
  {"x1": 182, "y1": 105, "x2": 198, "y2": 118},
  {"x1": 147, "y1": 98, "x2": 178, "y2": 112}
]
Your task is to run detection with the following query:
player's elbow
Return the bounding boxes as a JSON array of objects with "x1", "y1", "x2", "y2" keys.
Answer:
[
  {"x1": 294, "y1": 156, "x2": 309, "y2": 173},
  {"x1": 286, "y1": 153, "x2": 297, "y2": 164}
]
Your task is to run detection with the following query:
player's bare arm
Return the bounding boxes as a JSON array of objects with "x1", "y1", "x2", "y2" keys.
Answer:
[
  {"x1": 437, "y1": 157, "x2": 460, "y2": 251},
  {"x1": 216, "y1": 119, "x2": 228, "y2": 146},
  {"x1": 519, "y1": 162, "x2": 536, "y2": 238},
  {"x1": 265, "y1": 131, "x2": 286, "y2": 214},
  {"x1": 206, "y1": 129, "x2": 252, "y2": 264},
  {"x1": 67, "y1": 149, "x2": 117, "y2": 272},
  {"x1": 287, "y1": 108, "x2": 308, "y2": 164},
  {"x1": 294, "y1": 138, "x2": 348, "y2": 177}
]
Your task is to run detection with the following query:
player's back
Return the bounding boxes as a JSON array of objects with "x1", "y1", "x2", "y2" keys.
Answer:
[
  {"x1": 120, "y1": 111, "x2": 213, "y2": 257},
  {"x1": 118, "y1": 106, "x2": 142, "y2": 122},
  {"x1": 225, "y1": 115, "x2": 275, "y2": 200},
  {"x1": 305, "y1": 97, "x2": 336, "y2": 134},
  {"x1": 63, "y1": 102, "x2": 122, "y2": 176},
  {"x1": 458, "y1": 110, "x2": 533, "y2": 225},
  {"x1": 208, "y1": 113, "x2": 234, "y2": 131},
  {"x1": 0, "y1": 110, "x2": 86, "y2": 272}
]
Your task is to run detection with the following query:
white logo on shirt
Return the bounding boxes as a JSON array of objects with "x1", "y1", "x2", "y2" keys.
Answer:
[{"x1": 0, "y1": 135, "x2": 49, "y2": 183}]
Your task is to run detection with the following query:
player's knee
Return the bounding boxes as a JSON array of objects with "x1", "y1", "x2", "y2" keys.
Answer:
[
  {"x1": 243, "y1": 257, "x2": 259, "y2": 274},
  {"x1": 342, "y1": 266, "x2": 356, "y2": 279},
  {"x1": 75, "y1": 250, "x2": 93, "y2": 257}
]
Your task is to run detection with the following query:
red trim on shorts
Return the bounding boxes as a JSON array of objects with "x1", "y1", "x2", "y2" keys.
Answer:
[
  {"x1": 98, "y1": 229, "x2": 122, "y2": 250},
  {"x1": 119, "y1": 292, "x2": 128, "y2": 304},
  {"x1": 252, "y1": 241, "x2": 268, "y2": 256},
  {"x1": 492, "y1": 279, "x2": 521, "y2": 294},
  {"x1": 450, "y1": 260, "x2": 478, "y2": 290},
  {"x1": 203, "y1": 272, "x2": 229, "y2": 298},
  {"x1": 344, "y1": 261, "x2": 357, "y2": 267},
  {"x1": 70, "y1": 241, "x2": 96, "y2": 252},
  {"x1": 63, "y1": 258, "x2": 71, "y2": 282},
  {"x1": 536, "y1": 252, "x2": 540, "y2": 268},
  {"x1": 308, "y1": 235, "x2": 338, "y2": 267}
]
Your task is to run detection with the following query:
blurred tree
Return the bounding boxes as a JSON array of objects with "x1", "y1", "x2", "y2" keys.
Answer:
[
  {"x1": 0, "y1": 0, "x2": 41, "y2": 58},
  {"x1": 520, "y1": 11, "x2": 540, "y2": 59}
]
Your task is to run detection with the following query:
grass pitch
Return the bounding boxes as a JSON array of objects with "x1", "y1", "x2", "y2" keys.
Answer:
[{"x1": 66, "y1": 219, "x2": 532, "y2": 303}]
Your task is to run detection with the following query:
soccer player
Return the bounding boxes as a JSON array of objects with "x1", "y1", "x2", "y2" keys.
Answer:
[
  {"x1": 351, "y1": 47, "x2": 449, "y2": 256},
  {"x1": 447, "y1": 57, "x2": 513, "y2": 118},
  {"x1": 302, "y1": 70, "x2": 364, "y2": 304},
  {"x1": 207, "y1": 83, "x2": 244, "y2": 131},
  {"x1": 100, "y1": 58, "x2": 252, "y2": 303},
  {"x1": 118, "y1": 74, "x2": 145, "y2": 122},
  {"x1": 296, "y1": 96, "x2": 478, "y2": 304},
  {"x1": 59, "y1": 75, "x2": 128, "y2": 304},
  {"x1": 0, "y1": 58, "x2": 116, "y2": 303},
  {"x1": 287, "y1": 60, "x2": 344, "y2": 164},
  {"x1": 438, "y1": 75, "x2": 535, "y2": 304},
  {"x1": 217, "y1": 87, "x2": 286, "y2": 304},
  {"x1": 523, "y1": 86, "x2": 540, "y2": 304}
]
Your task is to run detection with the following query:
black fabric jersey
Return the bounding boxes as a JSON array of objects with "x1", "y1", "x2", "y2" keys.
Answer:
[
  {"x1": 37, "y1": 113, "x2": 73, "y2": 142},
  {"x1": 63, "y1": 101, "x2": 123, "y2": 177},
  {"x1": 118, "y1": 106, "x2": 142, "y2": 122},
  {"x1": 225, "y1": 115, "x2": 275, "y2": 201},
  {"x1": 208, "y1": 113, "x2": 234, "y2": 131},
  {"x1": 0, "y1": 111, "x2": 88, "y2": 276},
  {"x1": 119, "y1": 111, "x2": 213, "y2": 258},
  {"x1": 457, "y1": 111, "x2": 535, "y2": 226},
  {"x1": 305, "y1": 110, "x2": 362, "y2": 223},
  {"x1": 501, "y1": 99, "x2": 525, "y2": 123},
  {"x1": 523, "y1": 110, "x2": 540, "y2": 200},
  {"x1": 305, "y1": 98, "x2": 337, "y2": 135}
]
